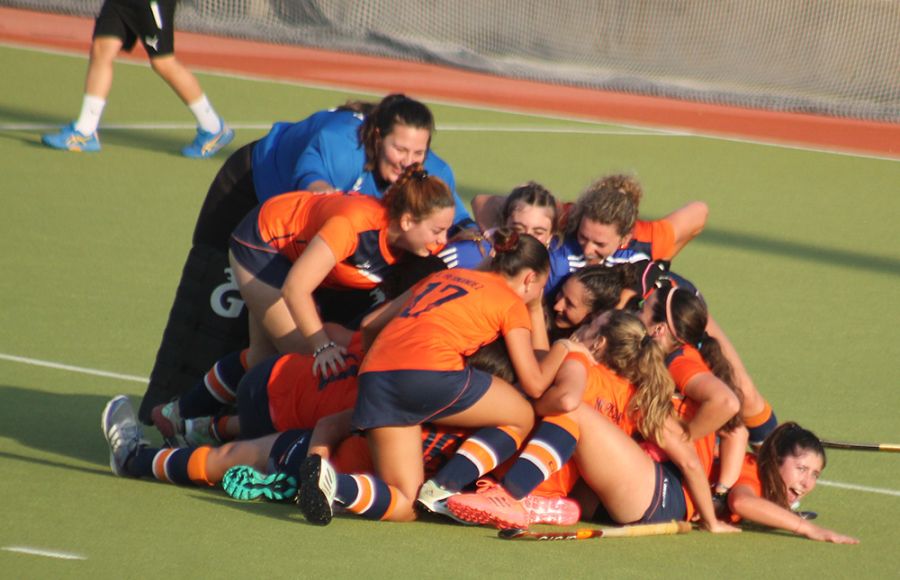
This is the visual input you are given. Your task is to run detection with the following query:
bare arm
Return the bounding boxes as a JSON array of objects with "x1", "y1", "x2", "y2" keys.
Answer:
[
  {"x1": 304, "y1": 179, "x2": 337, "y2": 193},
  {"x1": 532, "y1": 358, "x2": 588, "y2": 416},
  {"x1": 282, "y1": 235, "x2": 347, "y2": 376},
  {"x1": 307, "y1": 409, "x2": 354, "y2": 460},
  {"x1": 715, "y1": 426, "x2": 749, "y2": 491},
  {"x1": 505, "y1": 328, "x2": 572, "y2": 398},
  {"x1": 662, "y1": 201, "x2": 708, "y2": 257},
  {"x1": 471, "y1": 194, "x2": 506, "y2": 232},
  {"x1": 728, "y1": 485, "x2": 859, "y2": 544},
  {"x1": 681, "y1": 372, "x2": 741, "y2": 440}
]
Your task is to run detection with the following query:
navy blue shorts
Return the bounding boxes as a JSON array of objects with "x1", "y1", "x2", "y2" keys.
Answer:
[
  {"x1": 589, "y1": 460, "x2": 686, "y2": 524},
  {"x1": 268, "y1": 429, "x2": 312, "y2": 475},
  {"x1": 229, "y1": 205, "x2": 293, "y2": 289},
  {"x1": 352, "y1": 367, "x2": 493, "y2": 430},
  {"x1": 638, "y1": 461, "x2": 687, "y2": 523},
  {"x1": 236, "y1": 355, "x2": 278, "y2": 439}
]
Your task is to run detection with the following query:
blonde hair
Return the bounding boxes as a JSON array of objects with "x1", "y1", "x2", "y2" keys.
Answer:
[{"x1": 585, "y1": 310, "x2": 674, "y2": 445}]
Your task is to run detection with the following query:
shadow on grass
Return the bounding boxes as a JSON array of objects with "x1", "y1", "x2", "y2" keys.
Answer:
[
  {"x1": 0, "y1": 101, "x2": 221, "y2": 156},
  {"x1": 0, "y1": 384, "x2": 120, "y2": 466}
]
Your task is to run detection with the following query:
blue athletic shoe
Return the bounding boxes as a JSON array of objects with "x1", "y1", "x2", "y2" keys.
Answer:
[
  {"x1": 41, "y1": 123, "x2": 101, "y2": 152},
  {"x1": 222, "y1": 465, "x2": 298, "y2": 502},
  {"x1": 181, "y1": 119, "x2": 234, "y2": 159}
]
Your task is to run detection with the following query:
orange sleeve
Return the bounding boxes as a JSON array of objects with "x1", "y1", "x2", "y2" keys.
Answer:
[
  {"x1": 499, "y1": 297, "x2": 532, "y2": 334},
  {"x1": 632, "y1": 219, "x2": 676, "y2": 260},
  {"x1": 667, "y1": 347, "x2": 710, "y2": 394}
]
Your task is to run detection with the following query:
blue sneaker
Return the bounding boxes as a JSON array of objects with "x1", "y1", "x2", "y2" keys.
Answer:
[
  {"x1": 42, "y1": 123, "x2": 101, "y2": 152},
  {"x1": 222, "y1": 465, "x2": 298, "y2": 502},
  {"x1": 181, "y1": 119, "x2": 234, "y2": 158}
]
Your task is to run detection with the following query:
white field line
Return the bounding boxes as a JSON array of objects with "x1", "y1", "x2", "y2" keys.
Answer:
[
  {"x1": 0, "y1": 353, "x2": 146, "y2": 383},
  {"x1": 2, "y1": 546, "x2": 86, "y2": 560},
  {"x1": 2, "y1": 40, "x2": 898, "y2": 163},
  {"x1": 818, "y1": 480, "x2": 900, "y2": 498},
  {"x1": 2, "y1": 350, "x2": 899, "y2": 498}
]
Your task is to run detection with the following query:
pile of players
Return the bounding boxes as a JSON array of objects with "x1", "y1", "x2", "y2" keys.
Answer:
[{"x1": 100, "y1": 94, "x2": 857, "y2": 544}]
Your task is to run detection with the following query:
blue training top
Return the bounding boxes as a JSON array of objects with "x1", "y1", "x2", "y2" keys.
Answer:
[{"x1": 251, "y1": 109, "x2": 472, "y2": 227}]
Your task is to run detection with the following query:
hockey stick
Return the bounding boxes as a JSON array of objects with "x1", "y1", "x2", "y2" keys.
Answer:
[
  {"x1": 497, "y1": 520, "x2": 692, "y2": 541},
  {"x1": 820, "y1": 439, "x2": 900, "y2": 453}
]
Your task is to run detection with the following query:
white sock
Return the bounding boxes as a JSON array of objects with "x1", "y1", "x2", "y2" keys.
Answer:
[
  {"x1": 188, "y1": 94, "x2": 222, "y2": 134},
  {"x1": 74, "y1": 95, "x2": 106, "y2": 135}
]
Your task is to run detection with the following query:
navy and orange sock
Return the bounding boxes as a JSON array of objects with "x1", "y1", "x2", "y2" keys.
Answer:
[
  {"x1": 127, "y1": 446, "x2": 215, "y2": 487},
  {"x1": 503, "y1": 416, "x2": 578, "y2": 500},
  {"x1": 745, "y1": 400, "x2": 778, "y2": 445},
  {"x1": 334, "y1": 473, "x2": 397, "y2": 520},
  {"x1": 432, "y1": 426, "x2": 522, "y2": 492},
  {"x1": 179, "y1": 349, "x2": 249, "y2": 417}
]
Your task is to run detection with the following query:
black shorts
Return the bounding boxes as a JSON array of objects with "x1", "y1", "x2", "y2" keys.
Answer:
[{"x1": 94, "y1": 0, "x2": 177, "y2": 57}]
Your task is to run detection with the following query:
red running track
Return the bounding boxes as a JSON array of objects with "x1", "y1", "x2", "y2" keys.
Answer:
[{"x1": 2, "y1": 6, "x2": 897, "y2": 158}]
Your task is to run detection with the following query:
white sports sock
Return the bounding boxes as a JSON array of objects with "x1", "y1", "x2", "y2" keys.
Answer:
[
  {"x1": 188, "y1": 94, "x2": 222, "y2": 134},
  {"x1": 74, "y1": 95, "x2": 106, "y2": 135}
]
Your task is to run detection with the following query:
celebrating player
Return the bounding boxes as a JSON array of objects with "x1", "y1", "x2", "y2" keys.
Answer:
[{"x1": 296, "y1": 229, "x2": 583, "y2": 524}]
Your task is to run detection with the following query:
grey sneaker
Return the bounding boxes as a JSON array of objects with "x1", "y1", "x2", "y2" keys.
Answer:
[
  {"x1": 101, "y1": 395, "x2": 145, "y2": 476},
  {"x1": 297, "y1": 455, "x2": 338, "y2": 526},
  {"x1": 184, "y1": 416, "x2": 219, "y2": 447},
  {"x1": 416, "y1": 479, "x2": 468, "y2": 523}
]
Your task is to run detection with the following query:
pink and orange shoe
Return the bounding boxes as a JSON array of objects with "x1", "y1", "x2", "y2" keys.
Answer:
[
  {"x1": 523, "y1": 494, "x2": 581, "y2": 526},
  {"x1": 447, "y1": 480, "x2": 529, "y2": 529}
]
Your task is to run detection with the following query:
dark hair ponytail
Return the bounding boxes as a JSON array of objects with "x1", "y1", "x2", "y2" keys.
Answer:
[
  {"x1": 359, "y1": 94, "x2": 435, "y2": 170},
  {"x1": 488, "y1": 227, "x2": 550, "y2": 278},
  {"x1": 381, "y1": 163, "x2": 454, "y2": 222},
  {"x1": 651, "y1": 284, "x2": 742, "y2": 431},
  {"x1": 757, "y1": 422, "x2": 826, "y2": 508}
]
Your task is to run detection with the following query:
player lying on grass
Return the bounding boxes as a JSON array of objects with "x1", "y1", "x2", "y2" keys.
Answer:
[
  {"x1": 296, "y1": 229, "x2": 590, "y2": 525},
  {"x1": 101, "y1": 342, "x2": 580, "y2": 525},
  {"x1": 447, "y1": 310, "x2": 738, "y2": 534}
]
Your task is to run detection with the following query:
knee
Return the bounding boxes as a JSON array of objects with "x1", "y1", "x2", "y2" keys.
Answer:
[{"x1": 150, "y1": 55, "x2": 178, "y2": 75}]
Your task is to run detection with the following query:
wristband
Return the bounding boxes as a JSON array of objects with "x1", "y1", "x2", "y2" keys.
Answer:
[{"x1": 313, "y1": 341, "x2": 336, "y2": 358}]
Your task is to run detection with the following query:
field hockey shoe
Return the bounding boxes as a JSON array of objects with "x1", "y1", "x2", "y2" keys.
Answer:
[
  {"x1": 522, "y1": 494, "x2": 581, "y2": 526},
  {"x1": 184, "y1": 416, "x2": 222, "y2": 447},
  {"x1": 415, "y1": 479, "x2": 467, "y2": 522},
  {"x1": 297, "y1": 455, "x2": 338, "y2": 525},
  {"x1": 222, "y1": 465, "x2": 298, "y2": 502},
  {"x1": 181, "y1": 119, "x2": 234, "y2": 158},
  {"x1": 446, "y1": 480, "x2": 529, "y2": 529},
  {"x1": 41, "y1": 123, "x2": 101, "y2": 152},
  {"x1": 151, "y1": 401, "x2": 185, "y2": 447},
  {"x1": 101, "y1": 395, "x2": 147, "y2": 476}
]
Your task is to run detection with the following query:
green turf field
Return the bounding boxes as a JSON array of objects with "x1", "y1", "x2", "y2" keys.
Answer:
[{"x1": 1, "y1": 43, "x2": 898, "y2": 578}]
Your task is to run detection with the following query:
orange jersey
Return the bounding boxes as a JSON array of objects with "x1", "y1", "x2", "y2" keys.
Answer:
[
  {"x1": 629, "y1": 219, "x2": 676, "y2": 261},
  {"x1": 256, "y1": 191, "x2": 400, "y2": 290},
  {"x1": 533, "y1": 353, "x2": 638, "y2": 497},
  {"x1": 361, "y1": 269, "x2": 532, "y2": 373},
  {"x1": 666, "y1": 344, "x2": 709, "y2": 396},
  {"x1": 719, "y1": 453, "x2": 763, "y2": 523},
  {"x1": 266, "y1": 333, "x2": 364, "y2": 431}
]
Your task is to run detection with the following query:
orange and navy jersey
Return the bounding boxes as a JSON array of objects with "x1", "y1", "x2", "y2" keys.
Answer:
[
  {"x1": 361, "y1": 269, "x2": 532, "y2": 373},
  {"x1": 256, "y1": 190, "x2": 400, "y2": 290},
  {"x1": 713, "y1": 453, "x2": 763, "y2": 523},
  {"x1": 532, "y1": 353, "x2": 638, "y2": 498},
  {"x1": 331, "y1": 424, "x2": 468, "y2": 478},
  {"x1": 606, "y1": 219, "x2": 676, "y2": 265},
  {"x1": 665, "y1": 344, "x2": 710, "y2": 396},
  {"x1": 267, "y1": 333, "x2": 364, "y2": 431}
]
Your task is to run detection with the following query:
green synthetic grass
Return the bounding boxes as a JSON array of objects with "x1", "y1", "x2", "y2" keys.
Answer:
[{"x1": 1, "y1": 43, "x2": 899, "y2": 578}]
